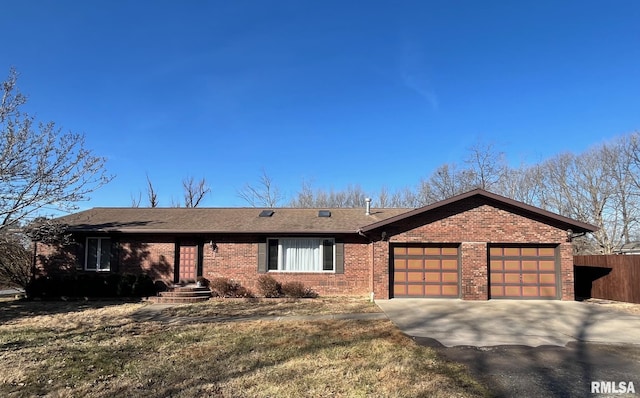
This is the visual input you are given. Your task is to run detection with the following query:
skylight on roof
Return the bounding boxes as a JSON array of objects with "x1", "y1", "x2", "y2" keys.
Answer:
[
  {"x1": 318, "y1": 210, "x2": 331, "y2": 217},
  {"x1": 259, "y1": 210, "x2": 275, "y2": 217}
]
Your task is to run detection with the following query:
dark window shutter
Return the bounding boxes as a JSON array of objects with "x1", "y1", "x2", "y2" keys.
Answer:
[
  {"x1": 268, "y1": 239, "x2": 279, "y2": 270},
  {"x1": 257, "y1": 242, "x2": 267, "y2": 273},
  {"x1": 75, "y1": 240, "x2": 85, "y2": 270},
  {"x1": 110, "y1": 239, "x2": 120, "y2": 273},
  {"x1": 323, "y1": 240, "x2": 333, "y2": 271},
  {"x1": 335, "y1": 242, "x2": 344, "y2": 274}
]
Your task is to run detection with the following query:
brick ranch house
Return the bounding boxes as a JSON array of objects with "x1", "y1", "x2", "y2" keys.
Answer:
[{"x1": 36, "y1": 189, "x2": 596, "y2": 300}]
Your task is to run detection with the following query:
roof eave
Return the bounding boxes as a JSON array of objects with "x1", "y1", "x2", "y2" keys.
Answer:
[{"x1": 66, "y1": 228, "x2": 361, "y2": 235}]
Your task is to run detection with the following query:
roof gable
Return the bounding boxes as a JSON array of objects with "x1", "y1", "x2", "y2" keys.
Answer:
[{"x1": 360, "y1": 189, "x2": 597, "y2": 234}]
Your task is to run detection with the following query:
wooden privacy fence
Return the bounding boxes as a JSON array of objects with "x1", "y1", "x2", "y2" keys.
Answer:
[{"x1": 574, "y1": 255, "x2": 640, "y2": 304}]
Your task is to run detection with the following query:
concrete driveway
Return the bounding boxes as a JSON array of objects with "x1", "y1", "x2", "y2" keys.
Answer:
[{"x1": 376, "y1": 299, "x2": 640, "y2": 347}]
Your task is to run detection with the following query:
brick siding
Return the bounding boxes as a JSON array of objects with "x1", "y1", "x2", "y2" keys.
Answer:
[
  {"x1": 36, "y1": 198, "x2": 575, "y2": 300},
  {"x1": 372, "y1": 199, "x2": 574, "y2": 300}
]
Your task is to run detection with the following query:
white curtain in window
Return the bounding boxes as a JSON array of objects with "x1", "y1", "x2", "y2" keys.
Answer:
[{"x1": 280, "y1": 238, "x2": 321, "y2": 271}]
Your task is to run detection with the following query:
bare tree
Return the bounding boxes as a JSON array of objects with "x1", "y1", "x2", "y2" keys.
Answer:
[
  {"x1": 0, "y1": 218, "x2": 70, "y2": 289},
  {"x1": 0, "y1": 68, "x2": 112, "y2": 229},
  {"x1": 376, "y1": 186, "x2": 391, "y2": 208},
  {"x1": 289, "y1": 180, "x2": 316, "y2": 208},
  {"x1": 0, "y1": 231, "x2": 31, "y2": 289},
  {"x1": 603, "y1": 134, "x2": 640, "y2": 245},
  {"x1": 130, "y1": 192, "x2": 142, "y2": 208},
  {"x1": 464, "y1": 141, "x2": 507, "y2": 190},
  {"x1": 539, "y1": 150, "x2": 616, "y2": 253},
  {"x1": 146, "y1": 174, "x2": 158, "y2": 207},
  {"x1": 495, "y1": 164, "x2": 545, "y2": 207},
  {"x1": 238, "y1": 170, "x2": 284, "y2": 207},
  {"x1": 419, "y1": 163, "x2": 475, "y2": 204},
  {"x1": 289, "y1": 180, "x2": 369, "y2": 208},
  {"x1": 183, "y1": 176, "x2": 210, "y2": 208}
]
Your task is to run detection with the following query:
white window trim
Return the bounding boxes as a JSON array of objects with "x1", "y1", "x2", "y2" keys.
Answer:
[
  {"x1": 85, "y1": 237, "x2": 111, "y2": 272},
  {"x1": 267, "y1": 237, "x2": 336, "y2": 273}
]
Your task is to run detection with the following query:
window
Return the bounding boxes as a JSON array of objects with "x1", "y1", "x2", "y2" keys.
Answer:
[
  {"x1": 86, "y1": 237, "x2": 111, "y2": 271},
  {"x1": 267, "y1": 238, "x2": 334, "y2": 272}
]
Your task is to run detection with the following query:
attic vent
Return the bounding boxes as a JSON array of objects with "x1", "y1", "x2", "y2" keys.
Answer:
[
  {"x1": 318, "y1": 210, "x2": 331, "y2": 218},
  {"x1": 259, "y1": 210, "x2": 275, "y2": 217}
]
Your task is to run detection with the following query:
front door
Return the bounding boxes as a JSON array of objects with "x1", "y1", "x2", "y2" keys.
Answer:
[{"x1": 178, "y1": 245, "x2": 198, "y2": 282}]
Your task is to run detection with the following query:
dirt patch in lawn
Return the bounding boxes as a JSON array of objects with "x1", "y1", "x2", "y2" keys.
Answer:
[
  {"x1": 161, "y1": 295, "x2": 382, "y2": 318},
  {"x1": 0, "y1": 298, "x2": 488, "y2": 398}
]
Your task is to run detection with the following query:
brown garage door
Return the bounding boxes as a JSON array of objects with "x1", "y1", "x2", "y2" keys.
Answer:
[
  {"x1": 489, "y1": 246, "x2": 559, "y2": 299},
  {"x1": 393, "y1": 245, "x2": 460, "y2": 298}
]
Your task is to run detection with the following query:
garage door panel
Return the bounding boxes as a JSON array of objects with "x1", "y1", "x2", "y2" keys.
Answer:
[
  {"x1": 505, "y1": 274, "x2": 521, "y2": 283},
  {"x1": 489, "y1": 245, "x2": 559, "y2": 299},
  {"x1": 539, "y1": 248, "x2": 555, "y2": 256},
  {"x1": 394, "y1": 259, "x2": 407, "y2": 269},
  {"x1": 539, "y1": 273, "x2": 556, "y2": 284},
  {"x1": 505, "y1": 286, "x2": 521, "y2": 296},
  {"x1": 491, "y1": 285, "x2": 504, "y2": 297},
  {"x1": 442, "y1": 247, "x2": 458, "y2": 255},
  {"x1": 540, "y1": 286, "x2": 557, "y2": 297},
  {"x1": 442, "y1": 259, "x2": 458, "y2": 269},
  {"x1": 394, "y1": 284, "x2": 407, "y2": 295},
  {"x1": 442, "y1": 285, "x2": 458, "y2": 295},
  {"x1": 505, "y1": 260, "x2": 520, "y2": 270},
  {"x1": 407, "y1": 285, "x2": 424, "y2": 295},
  {"x1": 407, "y1": 272, "x2": 423, "y2": 282},
  {"x1": 505, "y1": 248, "x2": 520, "y2": 256},
  {"x1": 539, "y1": 261, "x2": 556, "y2": 271},
  {"x1": 425, "y1": 273, "x2": 441, "y2": 282},
  {"x1": 393, "y1": 245, "x2": 460, "y2": 298},
  {"x1": 490, "y1": 273, "x2": 504, "y2": 283},
  {"x1": 425, "y1": 259, "x2": 440, "y2": 269},
  {"x1": 442, "y1": 272, "x2": 458, "y2": 283}
]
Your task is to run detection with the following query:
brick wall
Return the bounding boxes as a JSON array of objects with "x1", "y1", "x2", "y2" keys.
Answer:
[
  {"x1": 202, "y1": 236, "x2": 372, "y2": 296},
  {"x1": 118, "y1": 236, "x2": 175, "y2": 282},
  {"x1": 35, "y1": 197, "x2": 576, "y2": 300},
  {"x1": 373, "y1": 198, "x2": 574, "y2": 300}
]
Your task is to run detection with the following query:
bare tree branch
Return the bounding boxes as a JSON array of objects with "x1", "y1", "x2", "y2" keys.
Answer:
[
  {"x1": 183, "y1": 176, "x2": 210, "y2": 208},
  {"x1": 238, "y1": 170, "x2": 284, "y2": 207},
  {"x1": 0, "y1": 68, "x2": 113, "y2": 229},
  {"x1": 146, "y1": 174, "x2": 158, "y2": 208}
]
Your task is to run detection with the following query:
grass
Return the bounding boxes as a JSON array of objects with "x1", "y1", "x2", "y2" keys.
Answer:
[
  {"x1": 161, "y1": 296, "x2": 382, "y2": 317},
  {"x1": 0, "y1": 297, "x2": 489, "y2": 398}
]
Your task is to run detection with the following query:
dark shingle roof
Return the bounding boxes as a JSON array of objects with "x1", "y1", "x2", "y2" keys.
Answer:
[
  {"x1": 58, "y1": 207, "x2": 409, "y2": 234},
  {"x1": 57, "y1": 189, "x2": 597, "y2": 235}
]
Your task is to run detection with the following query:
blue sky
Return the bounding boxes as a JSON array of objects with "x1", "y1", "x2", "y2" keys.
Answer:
[{"x1": 3, "y1": 1, "x2": 639, "y2": 209}]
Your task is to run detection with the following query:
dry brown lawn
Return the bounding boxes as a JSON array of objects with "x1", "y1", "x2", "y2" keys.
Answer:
[
  {"x1": 0, "y1": 298, "x2": 489, "y2": 398},
  {"x1": 161, "y1": 296, "x2": 382, "y2": 318}
]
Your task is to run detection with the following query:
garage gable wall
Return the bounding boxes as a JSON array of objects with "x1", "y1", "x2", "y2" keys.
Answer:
[{"x1": 372, "y1": 199, "x2": 574, "y2": 300}]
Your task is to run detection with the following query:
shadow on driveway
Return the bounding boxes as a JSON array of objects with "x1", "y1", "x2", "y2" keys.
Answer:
[{"x1": 378, "y1": 299, "x2": 640, "y2": 397}]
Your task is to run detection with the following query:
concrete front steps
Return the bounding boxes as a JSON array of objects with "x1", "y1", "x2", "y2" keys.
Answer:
[{"x1": 148, "y1": 285, "x2": 212, "y2": 304}]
